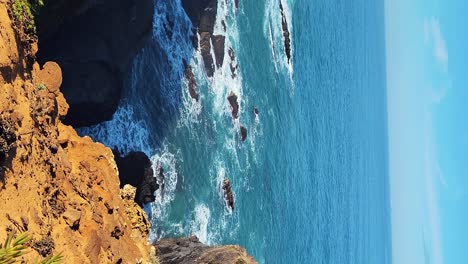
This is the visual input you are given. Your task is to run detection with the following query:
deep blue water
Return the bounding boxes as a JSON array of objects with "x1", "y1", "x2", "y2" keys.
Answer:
[{"x1": 80, "y1": 0, "x2": 392, "y2": 263}]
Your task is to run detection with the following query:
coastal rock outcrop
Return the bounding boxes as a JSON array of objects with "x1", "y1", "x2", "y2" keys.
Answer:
[
  {"x1": 114, "y1": 151, "x2": 158, "y2": 207},
  {"x1": 37, "y1": 0, "x2": 155, "y2": 127},
  {"x1": 181, "y1": 0, "x2": 228, "y2": 77},
  {"x1": 155, "y1": 236, "x2": 257, "y2": 264}
]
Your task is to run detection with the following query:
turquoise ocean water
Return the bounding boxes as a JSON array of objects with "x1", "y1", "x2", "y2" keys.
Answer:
[{"x1": 80, "y1": 0, "x2": 392, "y2": 263}]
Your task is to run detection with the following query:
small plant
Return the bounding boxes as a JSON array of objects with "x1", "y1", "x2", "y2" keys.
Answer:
[
  {"x1": 36, "y1": 83, "x2": 46, "y2": 91},
  {"x1": 0, "y1": 233, "x2": 63, "y2": 264},
  {"x1": 0, "y1": 232, "x2": 30, "y2": 264}
]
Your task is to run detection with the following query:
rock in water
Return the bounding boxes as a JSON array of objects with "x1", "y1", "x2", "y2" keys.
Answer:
[
  {"x1": 279, "y1": 1, "x2": 292, "y2": 63},
  {"x1": 114, "y1": 151, "x2": 158, "y2": 206},
  {"x1": 240, "y1": 125, "x2": 247, "y2": 141},
  {"x1": 223, "y1": 178, "x2": 235, "y2": 210},
  {"x1": 228, "y1": 47, "x2": 238, "y2": 78},
  {"x1": 185, "y1": 65, "x2": 199, "y2": 101},
  {"x1": 181, "y1": 0, "x2": 221, "y2": 77},
  {"x1": 159, "y1": 167, "x2": 166, "y2": 199},
  {"x1": 212, "y1": 35, "x2": 226, "y2": 68},
  {"x1": 227, "y1": 91, "x2": 239, "y2": 119},
  {"x1": 155, "y1": 236, "x2": 257, "y2": 264}
]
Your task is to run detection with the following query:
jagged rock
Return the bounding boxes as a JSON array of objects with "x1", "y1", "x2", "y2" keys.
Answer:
[
  {"x1": 155, "y1": 236, "x2": 257, "y2": 264},
  {"x1": 222, "y1": 178, "x2": 235, "y2": 210},
  {"x1": 181, "y1": 0, "x2": 219, "y2": 76},
  {"x1": 120, "y1": 184, "x2": 151, "y2": 237},
  {"x1": 279, "y1": 1, "x2": 291, "y2": 63},
  {"x1": 114, "y1": 151, "x2": 158, "y2": 206},
  {"x1": 212, "y1": 35, "x2": 225, "y2": 68},
  {"x1": 37, "y1": 0, "x2": 155, "y2": 127},
  {"x1": 185, "y1": 65, "x2": 199, "y2": 101},
  {"x1": 227, "y1": 91, "x2": 239, "y2": 119},
  {"x1": 240, "y1": 126, "x2": 247, "y2": 141},
  {"x1": 200, "y1": 32, "x2": 215, "y2": 77}
]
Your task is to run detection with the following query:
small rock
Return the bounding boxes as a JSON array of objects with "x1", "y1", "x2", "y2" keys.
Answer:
[
  {"x1": 240, "y1": 126, "x2": 247, "y2": 141},
  {"x1": 62, "y1": 208, "x2": 81, "y2": 230},
  {"x1": 227, "y1": 91, "x2": 239, "y2": 119},
  {"x1": 222, "y1": 178, "x2": 235, "y2": 210}
]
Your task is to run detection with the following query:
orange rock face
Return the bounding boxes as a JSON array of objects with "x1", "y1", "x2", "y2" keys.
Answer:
[{"x1": 0, "y1": 4, "x2": 151, "y2": 263}]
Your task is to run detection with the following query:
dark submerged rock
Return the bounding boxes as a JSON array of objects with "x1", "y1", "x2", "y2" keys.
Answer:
[
  {"x1": 159, "y1": 167, "x2": 165, "y2": 199},
  {"x1": 240, "y1": 126, "x2": 247, "y2": 141},
  {"x1": 279, "y1": 1, "x2": 291, "y2": 63},
  {"x1": 114, "y1": 151, "x2": 158, "y2": 207},
  {"x1": 227, "y1": 91, "x2": 239, "y2": 119},
  {"x1": 185, "y1": 66, "x2": 199, "y2": 101},
  {"x1": 228, "y1": 47, "x2": 237, "y2": 78},
  {"x1": 37, "y1": 0, "x2": 155, "y2": 127}
]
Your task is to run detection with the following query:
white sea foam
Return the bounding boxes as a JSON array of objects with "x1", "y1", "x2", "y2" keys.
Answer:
[
  {"x1": 191, "y1": 204, "x2": 212, "y2": 244},
  {"x1": 150, "y1": 144, "x2": 180, "y2": 213},
  {"x1": 77, "y1": 104, "x2": 152, "y2": 156}
]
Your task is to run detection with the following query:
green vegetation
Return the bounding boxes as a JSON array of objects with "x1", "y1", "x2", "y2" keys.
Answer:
[
  {"x1": 9, "y1": 0, "x2": 44, "y2": 39},
  {"x1": 0, "y1": 233, "x2": 63, "y2": 264},
  {"x1": 36, "y1": 83, "x2": 47, "y2": 91}
]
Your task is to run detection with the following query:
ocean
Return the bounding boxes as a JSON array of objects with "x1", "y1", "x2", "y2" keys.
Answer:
[{"x1": 79, "y1": 0, "x2": 392, "y2": 263}]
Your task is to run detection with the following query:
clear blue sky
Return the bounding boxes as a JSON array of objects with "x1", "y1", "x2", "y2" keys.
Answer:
[{"x1": 385, "y1": 0, "x2": 468, "y2": 263}]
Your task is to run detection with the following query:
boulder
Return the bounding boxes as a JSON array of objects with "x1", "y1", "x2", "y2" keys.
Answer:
[
  {"x1": 155, "y1": 236, "x2": 257, "y2": 264},
  {"x1": 114, "y1": 151, "x2": 158, "y2": 207},
  {"x1": 37, "y1": 0, "x2": 155, "y2": 127}
]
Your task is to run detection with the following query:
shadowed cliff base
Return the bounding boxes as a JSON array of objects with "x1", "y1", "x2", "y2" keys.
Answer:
[{"x1": 36, "y1": 0, "x2": 155, "y2": 127}]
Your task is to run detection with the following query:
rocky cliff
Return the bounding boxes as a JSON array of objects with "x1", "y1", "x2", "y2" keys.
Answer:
[
  {"x1": 155, "y1": 236, "x2": 257, "y2": 264},
  {"x1": 0, "y1": 2, "x2": 152, "y2": 262}
]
